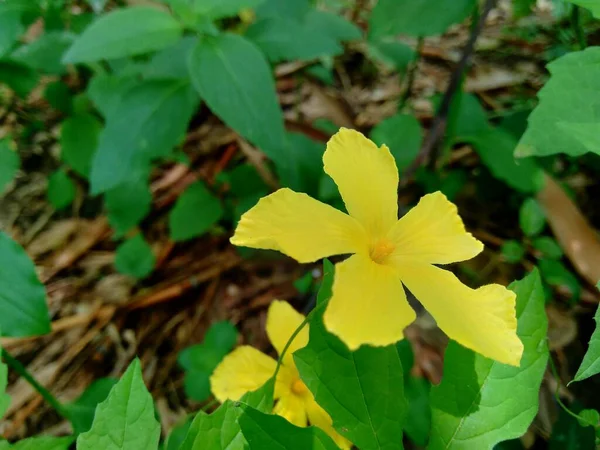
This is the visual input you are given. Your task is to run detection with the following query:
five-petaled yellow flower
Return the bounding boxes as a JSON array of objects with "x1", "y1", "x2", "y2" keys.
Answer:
[
  {"x1": 231, "y1": 128, "x2": 523, "y2": 366},
  {"x1": 211, "y1": 301, "x2": 351, "y2": 449}
]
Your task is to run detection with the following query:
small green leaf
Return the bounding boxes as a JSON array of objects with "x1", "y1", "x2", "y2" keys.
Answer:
[
  {"x1": 572, "y1": 304, "x2": 600, "y2": 383},
  {"x1": 246, "y1": 16, "x2": 342, "y2": 63},
  {"x1": 519, "y1": 198, "x2": 546, "y2": 237},
  {"x1": 368, "y1": 40, "x2": 415, "y2": 72},
  {"x1": 303, "y1": 9, "x2": 361, "y2": 42},
  {"x1": 0, "y1": 2, "x2": 35, "y2": 57},
  {"x1": 169, "y1": 182, "x2": 223, "y2": 241},
  {"x1": 0, "y1": 137, "x2": 19, "y2": 194},
  {"x1": 11, "y1": 31, "x2": 74, "y2": 74},
  {"x1": 578, "y1": 409, "x2": 600, "y2": 428},
  {"x1": 60, "y1": 114, "x2": 101, "y2": 178},
  {"x1": 64, "y1": 378, "x2": 118, "y2": 434},
  {"x1": 539, "y1": 259, "x2": 581, "y2": 302},
  {"x1": 193, "y1": 0, "x2": 265, "y2": 19},
  {"x1": 188, "y1": 34, "x2": 289, "y2": 176},
  {"x1": 501, "y1": 240, "x2": 526, "y2": 264},
  {"x1": 47, "y1": 169, "x2": 76, "y2": 210},
  {"x1": 369, "y1": 0, "x2": 475, "y2": 38},
  {"x1": 285, "y1": 132, "x2": 324, "y2": 195},
  {"x1": 45, "y1": 81, "x2": 73, "y2": 114},
  {"x1": 114, "y1": 235, "x2": 156, "y2": 279},
  {"x1": 87, "y1": 74, "x2": 138, "y2": 119},
  {"x1": 452, "y1": 93, "x2": 490, "y2": 142},
  {"x1": 180, "y1": 400, "x2": 246, "y2": 450},
  {"x1": 77, "y1": 359, "x2": 160, "y2": 450},
  {"x1": 0, "y1": 436, "x2": 74, "y2": 450},
  {"x1": 294, "y1": 263, "x2": 407, "y2": 450},
  {"x1": 238, "y1": 403, "x2": 340, "y2": 450},
  {"x1": 90, "y1": 79, "x2": 198, "y2": 194},
  {"x1": 370, "y1": 113, "x2": 423, "y2": 171},
  {"x1": 428, "y1": 269, "x2": 549, "y2": 449},
  {"x1": 0, "y1": 59, "x2": 39, "y2": 98},
  {"x1": 516, "y1": 47, "x2": 600, "y2": 158},
  {"x1": 549, "y1": 406, "x2": 596, "y2": 450},
  {"x1": 63, "y1": 6, "x2": 183, "y2": 64},
  {"x1": 105, "y1": 178, "x2": 152, "y2": 237},
  {"x1": 532, "y1": 236, "x2": 563, "y2": 260},
  {"x1": 0, "y1": 232, "x2": 50, "y2": 337}
]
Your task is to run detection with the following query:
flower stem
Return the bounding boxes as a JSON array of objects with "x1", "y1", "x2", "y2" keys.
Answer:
[{"x1": 1, "y1": 348, "x2": 68, "y2": 418}]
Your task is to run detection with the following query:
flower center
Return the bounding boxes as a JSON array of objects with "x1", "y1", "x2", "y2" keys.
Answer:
[
  {"x1": 369, "y1": 239, "x2": 395, "y2": 264},
  {"x1": 291, "y1": 378, "x2": 309, "y2": 396}
]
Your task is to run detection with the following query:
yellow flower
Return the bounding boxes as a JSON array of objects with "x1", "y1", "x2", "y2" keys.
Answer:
[
  {"x1": 211, "y1": 301, "x2": 351, "y2": 449},
  {"x1": 231, "y1": 128, "x2": 523, "y2": 366}
]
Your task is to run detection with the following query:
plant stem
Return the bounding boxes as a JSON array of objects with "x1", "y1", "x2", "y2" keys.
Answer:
[
  {"x1": 2, "y1": 349, "x2": 68, "y2": 418},
  {"x1": 571, "y1": 5, "x2": 587, "y2": 51},
  {"x1": 398, "y1": 37, "x2": 424, "y2": 111}
]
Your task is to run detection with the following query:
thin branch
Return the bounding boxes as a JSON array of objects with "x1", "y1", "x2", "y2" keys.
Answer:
[{"x1": 402, "y1": 0, "x2": 497, "y2": 182}]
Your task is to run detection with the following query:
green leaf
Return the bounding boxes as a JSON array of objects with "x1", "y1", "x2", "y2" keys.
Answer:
[
  {"x1": 369, "y1": 0, "x2": 475, "y2": 38},
  {"x1": 294, "y1": 263, "x2": 407, "y2": 450},
  {"x1": 188, "y1": 34, "x2": 288, "y2": 173},
  {"x1": 143, "y1": 36, "x2": 197, "y2": 80},
  {"x1": 63, "y1": 6, "x2": 183, "y2": 64},
  {"x1": 452, "y1": 93, "x2": 490, "y2": 142},
  {"x1": 428, "y1": 269, "x2": 549, "y2": 449},
  {"x1": 64, "y1": 377, "x2": 118, "y2": 434},
  {"x1": 11, "y1": 31, "x2": 74, "y2": 74},
  {"x1": 285, "y1": 132, "x2": 324, "y2": 196},
  {"x1": 0, "y1": 1, "x2": 30, "y2": 57},
  {"x1": 87, "y1": 74, "x2": 138, "y2": 119},
  {"x1": 404, "y1": 376, "x2": 431, "y2": 447},
  {"x1": 519, "y1": 198, "x2": 546, "y2": 237},
  {"x1": 370, "y1": 113, "x2": 423, "y2": 171},
  {"x1": 0, "y1": 346, "x2": 10, "y2": 420},
  {"x1": 238, "y1": 403, "x2": 340, "y2": 450},
  {"x1": 193, "y1": 0, "x2": 265, "y2": 19},
  {"x1": 60, "y1": 113, "x2": 101, "y2": 178},
  {"x1": 303, "y1": 9, "x2": 361, "y2": 42},
  {"x1": 0, "y1": 232, "x2": 51, "y2": 337},
  {"x1": 247, "y1": 16, "x2": 341, "y2": 62},
  {"x1": 513, "y1": 0, "x2": 537, "y2": 17},
  {"x1": 0, "y1": 436, "x2": 74, "y2": 450},
  {"x1": 256, "y1": 0, "x2": 310, "y2": 19},
  {"x1": 168, "y1": 182, "x2": 223, "y2": 241},
  {"x1": 0, "y1": 59, "x2": 39, "y2": 98},
  {"x1": 567, "y1": 0, "x2": 600, "y2": 18},
  {"x1": 180, "y1": 400, "x2": 247, "y2": 450},
  {"x1": 165, "y1": 417, "x2": 192, "y2": 450},
  {"x1": 77, "y1": 359, "x2": 160, "y2": 450},
  {"x1": 549, "y1": 406, "x2": 596, "y2": 450},
  {"x1": 501, "y1": 240, "x2": 526, "y2": 264},
  {"x1": 578, "y1": 409, "x2": 600, "y2": 428},
  {"x1": 90, "y1": 79, "x2": 198, "y2": 194},
  {"x1": 178, "y1": 321, "x2": 237, "y2": 402},
  {"x1": 516, "y1": 47, "x2": 600, "y2": 158},
  {"x1": 45, "y1": 81, "x2": 73, "y2": 114},
  {"x1": 240, "y1": 377, "x2": 275, "y2": 414},
  {"x1": 368, "y1": 40, "x2": 415, "y2": 72},
  {"x1": 0, "y1": 138, "x2": 19, "y2": 194},
  {"x1": 114, "y1": 235, "x2": 156, "y2": 279},
  {"x1": 105, "y1": 177, "x2": 152, "y2": 237},
  {"x1": 471, "y1": 128, "x2": 543, "y2": 194},
  {"x1": 539, "y1": 259, "x2": 581, "y2": 302},
  {"x1": 47, "y1": 170, "x2": 75, "y2": 210},
  {"x1": 532, "y1": 236, "x2": 563, "y2": 260},
  {"x1": 572, "y1": 303, "x2": 600, "y2": 382}
]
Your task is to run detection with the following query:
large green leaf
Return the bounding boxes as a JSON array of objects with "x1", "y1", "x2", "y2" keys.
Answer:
[
  {"x1": 246, "y1": 16, "x2": 342, "y2": 62},
  {"x1": 64, "y1": 377, "x2": 118, "y2": 434},
  {"x1": 90, "y1": 79, "x2": 198, "y2": 194},
  {"x1": 238, "y1": 404, "x2": 340, "y2": 450},
  {"x1": 180, "y1": 400, "x2": 247, "y2": 450},
  {"x1": 516, "y1": 47, "x2": 600, "y2": 158},
  {"x1": 63, "y1": 6, "x2": 183, "y2": 64},
  {"x1": 294, "y1": 261, "x2": 407, "y2": 450},
  {"x1": 77, "y1": 359, "x2": 160, "y2": 450},
  {"x1": 567, "y1": 0, "x2": 600, "y2": 17},
  {"x1": 0, "y1": 137, "x2": 19, "y2": 194},
  {"x1": 87, "y1": 74, "x2": 138, "y2": 119},
  {"x1": 370, "y1": 113, "x2": 423, "y2": 171},
  {"x1": 0, "y1": 436, "x2": 74, "y2": 450},
  {"x1": 188, "y1": 34, "x2": 289, "y2": 175},
  {"x1": 0, "y1": 232, "x2": 50, "y2": 337},
  {"x1": 428, "y1": 269, "x2": 548, "y2": 449},
  {"x1": 60, "y1": 113, "x2": 101, "y2": 178},
  {"x1": 369, "y1": 0, "x2": 475, "y2": 38},
  {"x1": 11, "y1": 31, "x2": 74, "y2": 74},
  {"x1": 168, "y1": 181, "x2": 223, "y2": 241},
  {"x1": 572, "y1": 303, "x2": 600, "y2": 383},
  {"x1": 303, "y1": 9, "x2": 361, "y2": 42}
]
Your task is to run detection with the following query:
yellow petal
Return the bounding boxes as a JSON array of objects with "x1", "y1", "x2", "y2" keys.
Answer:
[
  {"x1": 305, "y1": 397, "x2": 352, "y2": 450},
  {"x1": 273, "y1": 392, "x2": 307, "y2": 427},
  {"x1": 323, "y1": 128, "x2": 399, "y2": 239},
  {"x1": 266, "y1": 300, "x2": 309, "y2": 366},
  {"x1": 395, "y1": 262, "x2": 523, "y2": 366},
  {"x1": 324, "y1": 254, "x2": 416, "y2": 350},
  {"x1": 231, "y1": 188, "x2": 367, "y2": 263},
  {"x1": 386, "y1": 191, "x2": 483, "y2": 265},
  {"x1": 210, "y1": 346, "x2": 276, "y2": 402}
]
